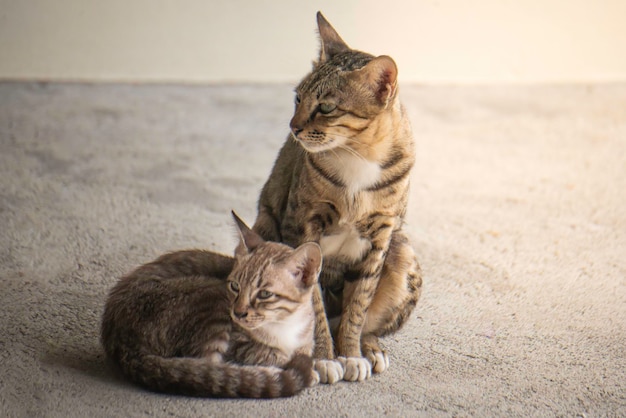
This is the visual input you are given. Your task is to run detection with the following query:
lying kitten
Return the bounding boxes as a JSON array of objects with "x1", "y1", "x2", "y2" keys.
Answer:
[{"x1": 101, "y1": 212, "x2": 322, "y2": 398}]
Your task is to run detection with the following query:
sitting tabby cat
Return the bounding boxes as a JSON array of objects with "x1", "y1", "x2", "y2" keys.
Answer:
[
  {"x1": 253, "y1": 12, "x2": 422, "y2": 383},
  {"x1": 101, "y1": 212, "x2": 322, "y2": 398}
]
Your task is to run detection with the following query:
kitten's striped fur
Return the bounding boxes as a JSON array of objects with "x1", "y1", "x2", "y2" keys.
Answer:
[
  {"x1": 253, "y1": 12, "x2": 422, "y2": 382},
  {"x1": 101, "y1": 213, "x2": 321, "y2": 398}
]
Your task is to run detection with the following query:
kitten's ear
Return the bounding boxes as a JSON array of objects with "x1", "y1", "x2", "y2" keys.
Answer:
[
  {"x1": 352, "y1": 55, "x2": 398, "y2": 107},
  {"x1": 317, "y1": 11, "x2": 350, "y2": 63},
  {"x1": 288, "y1": 242, "x2": 322, "y2": 288},
  {"x1": 232, "y1": 210, "x2": 264, "y2": 257}
]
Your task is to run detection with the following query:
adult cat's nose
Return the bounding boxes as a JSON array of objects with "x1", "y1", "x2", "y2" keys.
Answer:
[
  {"x1": 290, "y1": 115, "x2": 305, "y2": 137},
  {"x1": 290, "y1": 123, "x2": 304, "y2": 138}
]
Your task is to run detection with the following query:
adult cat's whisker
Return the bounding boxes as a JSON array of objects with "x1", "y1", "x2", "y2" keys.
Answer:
[
  {"x1": 345, "y1": 136, "x2": 377, "y2": 150},
  {"x1": 325, "y1": 147, "x2": 343, "y2": 163},
  {"x1": 337, "y1": 144, "x2": 368, "y2": 162}
]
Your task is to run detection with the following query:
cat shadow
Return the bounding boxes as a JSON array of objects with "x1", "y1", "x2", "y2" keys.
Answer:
[
  {"x1": 39, "y1": 345, "x2": 134, "y2": 390},
  {"x1": 34, "y1": 279, "x2": 134, "y2": 390}
]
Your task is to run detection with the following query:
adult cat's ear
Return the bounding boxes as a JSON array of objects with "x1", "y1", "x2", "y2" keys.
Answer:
[
  {"x1": 232, "y1": 210, "x2": 264, "y2": 256},
  {"x1": 352, "y1": 55, "x2": 398, "y2": 107},
  {"x1": 288, "y1": 242, "x2": 322, "y2": 288},
  {"x1": 317, "y1": 11, "x2": 350, "y2": 63}
]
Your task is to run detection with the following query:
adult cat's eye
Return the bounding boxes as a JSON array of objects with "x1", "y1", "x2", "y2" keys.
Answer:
[
  {"x1": 294, "y1": 95, "x2": 301, "y2": 105},
  {"x1": 319, "y1": 103, "x2": 336, "y2": 114},
  {"x1": 257, "y1": 290, "x2": 273, "y2": 300},
  {"x1": 228, "y1": 281, "x2": 240, "y2": 292}
]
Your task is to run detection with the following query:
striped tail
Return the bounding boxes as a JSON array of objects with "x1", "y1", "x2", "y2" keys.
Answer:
[{"x1": 123, "y1": 353, "x2": 314, "y2": 398}]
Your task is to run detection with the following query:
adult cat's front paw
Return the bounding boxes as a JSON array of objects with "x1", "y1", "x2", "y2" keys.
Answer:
[
  {"x1": 314, "y1": 359, "x2": 344, "y2": 384},
  {"x1": 309, "y1": 369, "x2": 321, "y2": 386},
  {"x1": 338, "y1": 356, "x2": 371, "y2": 381},
  {"x1": 363, "y1": 348, "x2": 390, "y2": 374}
]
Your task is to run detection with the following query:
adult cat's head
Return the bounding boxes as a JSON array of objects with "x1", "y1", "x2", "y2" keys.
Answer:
[
  {"x1": 290, "y1": 12, "x2": 399, "y2": 154},
  {"x1": 227, "y1": 211, "x2": 322, "y2": 331}
]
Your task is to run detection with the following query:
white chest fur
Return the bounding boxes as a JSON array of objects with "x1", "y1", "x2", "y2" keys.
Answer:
[
  {"x1": 261, "y1": 307, "x2": 312, "y2": 356},
  {"x1": 331, "y1": 150, "x2": 382, "y2": 195},
  {"x1": 319, "y1": 224, "x2": 371, "y2": 262}
]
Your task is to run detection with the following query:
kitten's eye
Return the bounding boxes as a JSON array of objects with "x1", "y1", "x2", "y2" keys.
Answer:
[
  {"x1": 257, "y1": 290, "x2": 273, "y2": 300},
  {"x1": 319, "y1": 103, "x2": 336, "y2": 114},
  {"x1": 228, "y1": 281, "x2": 240, "y2": 292},
  {"x1": 295, "y1": 95, "x2": 301, "y2": 105}
]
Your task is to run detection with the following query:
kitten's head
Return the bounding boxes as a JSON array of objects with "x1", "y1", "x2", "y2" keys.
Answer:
[
  {"x1": 227, "y1": 211, "x2": 322, "y2": 330},
  {"x1": 290, "y1": 12, "x2": 399, "y2": 153}
]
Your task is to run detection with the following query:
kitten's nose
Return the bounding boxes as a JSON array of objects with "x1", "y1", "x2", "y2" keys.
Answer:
[{"x1": 233, "y1": 309, "x2": 248, "y2": 319}]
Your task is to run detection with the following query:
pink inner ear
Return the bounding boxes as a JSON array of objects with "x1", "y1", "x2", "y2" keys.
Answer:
[
  {"x1": 293, "y1": 263, "x2": 312, "y2": 288},
  {"x1": 292, "y1": 268, "x2": 303, "y2": 282},
  {"x1": 377, "y1": 69, "x2": 395, "y2": 102},
  {"x1": 291, "y1": 243, "x2": 321, "y2": 287},
  {"x1": 364, "y1": 56, "x2": 397, "y2": 104}
]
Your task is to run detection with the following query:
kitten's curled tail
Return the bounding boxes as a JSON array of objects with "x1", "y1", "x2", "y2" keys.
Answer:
[{"x1": 125, "y1": 353, "x2": 314, "y2": 398}]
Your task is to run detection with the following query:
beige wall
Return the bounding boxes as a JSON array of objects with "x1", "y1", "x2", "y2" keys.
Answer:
[{"x1": 1, "y1": 0, "x2": 625, "y2": 84}]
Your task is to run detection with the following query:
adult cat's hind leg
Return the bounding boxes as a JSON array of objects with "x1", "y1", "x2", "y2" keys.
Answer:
[{"x1": 361, "y1": 230, "x2": 422, "y2": 373}]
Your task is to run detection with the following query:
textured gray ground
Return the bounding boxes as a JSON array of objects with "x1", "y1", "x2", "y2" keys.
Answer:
[{"x1": 1, "y1": 82, "x2": 625, "y2": 417}]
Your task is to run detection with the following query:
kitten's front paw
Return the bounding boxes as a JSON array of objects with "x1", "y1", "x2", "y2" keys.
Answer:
[
  {"x1": 364, "y1": 349, "x2": 390, "y2": 374},
  {"x1": 314, "y1": 359, "x2": 344, "y2": 384},
  {"x1": 338, "y1": 356, "x2": 371, "y2": 382}
]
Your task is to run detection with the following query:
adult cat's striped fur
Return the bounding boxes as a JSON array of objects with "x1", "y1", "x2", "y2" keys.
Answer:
[
  {"x1": 101, "y1": 212, "x2": 321, "y2": 398},
  {"x1": 253, "y1": 12, "x2": 422, "y2": 383}
]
